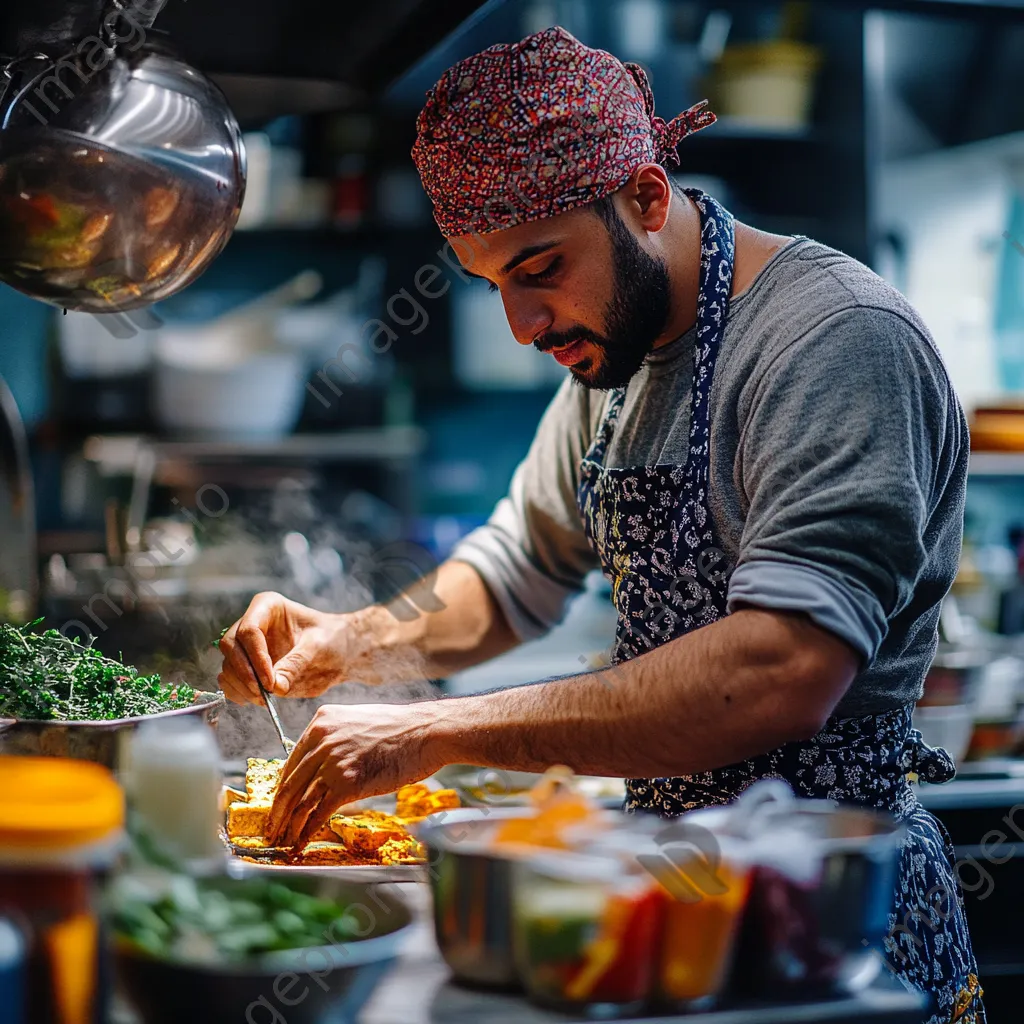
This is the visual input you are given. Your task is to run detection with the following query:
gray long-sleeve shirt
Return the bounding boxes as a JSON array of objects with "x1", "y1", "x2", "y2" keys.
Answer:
[{"x1": 451, "y1": 238, "x2": 969, "y2": 716}]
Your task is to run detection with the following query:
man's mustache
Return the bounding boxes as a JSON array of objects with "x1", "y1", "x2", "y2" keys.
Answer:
[{"x1": 534, "y1": 326, "x2": 605, "y2": 354}]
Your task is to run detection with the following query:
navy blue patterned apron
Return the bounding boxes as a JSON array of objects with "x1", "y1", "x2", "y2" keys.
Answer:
[{"x1": 576, "y1": 189, "x2": 983, "y2": 1023}]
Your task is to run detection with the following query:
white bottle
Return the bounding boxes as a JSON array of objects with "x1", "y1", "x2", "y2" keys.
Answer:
[{"x1": 124, "y1": 717, "x2": 223, "y2": 870}]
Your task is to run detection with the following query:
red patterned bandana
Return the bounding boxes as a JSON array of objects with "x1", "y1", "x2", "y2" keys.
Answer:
[{"x1": 411, "y1": 26, "x2": 716, "y2": 238}]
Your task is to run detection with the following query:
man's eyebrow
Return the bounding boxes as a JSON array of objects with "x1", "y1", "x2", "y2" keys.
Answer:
[
  {"x1": 500, "y1": 241, "x2": 559, "y2": 276},
  {"x1": 459, "y1": 241, "x2": 561, "y2": 284}
]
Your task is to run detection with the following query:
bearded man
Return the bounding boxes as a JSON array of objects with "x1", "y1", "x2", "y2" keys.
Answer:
[{"x1": 218, "y1": 27, "x2": 982, "y2": 1021}]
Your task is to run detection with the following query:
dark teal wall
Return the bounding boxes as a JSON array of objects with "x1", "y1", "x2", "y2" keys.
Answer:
[{"x1": 0, "y1": 286, "x2": 52, "y2": 428}]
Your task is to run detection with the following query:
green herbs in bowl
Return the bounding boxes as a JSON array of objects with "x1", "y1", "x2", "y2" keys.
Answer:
[
  {"x1": 0, "y1": 621, "x2": 195, "y2": 721},
  {"x1": 112, "y1": 874, "x2": 368, "y2": 964}
]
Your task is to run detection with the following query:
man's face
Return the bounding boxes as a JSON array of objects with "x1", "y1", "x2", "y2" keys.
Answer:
[{"x1": 452, "y1": 198, "x2": 671, "y2": 389}]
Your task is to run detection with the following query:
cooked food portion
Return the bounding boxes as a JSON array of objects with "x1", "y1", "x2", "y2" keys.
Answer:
[
  {"x1": 226, "y1": 760, "x2": 457, "y2": 867},
  {"x1": 0, "y1": 621, "x2": 196, "y2": 721},
  {"x1": 244, "y1": 758, "x2": 284, "y2": 802},
  {"x1": 226, "y1": 801, "x2": 271, "y2": 840},
  {"x1": 330, "y1": 810, "x2": 411, "y2": 855}
]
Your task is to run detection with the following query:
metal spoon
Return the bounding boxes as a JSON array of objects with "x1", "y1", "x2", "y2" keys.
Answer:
[{"x1": 238, "y1": 643, "x2": 295, "y2": 757}]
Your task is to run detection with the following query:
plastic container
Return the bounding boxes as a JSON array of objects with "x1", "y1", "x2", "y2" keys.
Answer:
[
  {"x1": 511, "y1": 851, "x2": 664, "y2": 1015},
  {"x1": 0, "y1": 756, "x2": 124, "y2": 1024},
  {"x1": 710, "y1": 41, "x2": 822, "y2": 131},
  {"x1": 688, "y1": 782, "x2": 904, "y2": 999}
]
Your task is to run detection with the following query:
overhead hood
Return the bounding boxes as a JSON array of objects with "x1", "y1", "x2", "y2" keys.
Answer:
[{"x1": 0, "y1": 0, "x2": 500, "y2": 123}]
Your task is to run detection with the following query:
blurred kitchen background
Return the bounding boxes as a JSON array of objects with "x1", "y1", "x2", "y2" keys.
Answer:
[
  {"x1": 1, "y1": 3, "x2": 1023, "y2": 687},
  {"x1": 4, "y1": 0, "x2": 1024, "y2": 710},
  {"x1": 3, "y1": 0, "x2": 1024, "y2": 1012}
]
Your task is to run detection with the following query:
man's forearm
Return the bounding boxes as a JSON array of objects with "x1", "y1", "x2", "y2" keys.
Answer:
[
  {"x1": 351, "y1": 559, "x2": 520, "y2": 680},
  {"x1": 425, "y1": 609, "x2": 859, "y2": 778}
]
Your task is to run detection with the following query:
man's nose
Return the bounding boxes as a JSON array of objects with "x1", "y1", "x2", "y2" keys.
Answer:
[{"x1": 500, "y1": 292, "x2": 553, "y2": 346}]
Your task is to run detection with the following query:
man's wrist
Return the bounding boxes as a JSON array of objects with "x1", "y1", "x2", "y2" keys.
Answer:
[{"x1": 420, "y1": 695, "x2": 481, "y2": 768}]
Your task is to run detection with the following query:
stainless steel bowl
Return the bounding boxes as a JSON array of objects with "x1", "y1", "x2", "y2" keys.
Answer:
[
  {"x1": 0, "y1": 45, "x2": 245, "y2": 311},
  {"x1": 418, "y1": 808, "x2": 532, "y2": 989},
  {"x1": 0, "y1": 689, "x2": 224, "y2": 769},
  {"x1": 114, "y1": 873, "x2": 412, "y2": 1024}
]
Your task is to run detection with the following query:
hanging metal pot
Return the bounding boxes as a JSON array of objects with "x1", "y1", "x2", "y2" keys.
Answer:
[{"x1": 0, "y1": 0, "x2": 245, "y2": 312}]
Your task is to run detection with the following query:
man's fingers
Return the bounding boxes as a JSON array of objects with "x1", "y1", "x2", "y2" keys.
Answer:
[
  {"x1": 266, "y1": 737, "x2": 322, "y2": 843},
  {"x1": 236, "y1": 620, "x2": 276, "y2": 696},
  {"x1": 279, "y1": 778, "x2": 328, "y2": 849},
  {"x1": 217, "y1": 593, "x2": 284, "y2": 700},
  {"x1": 216, "y1": 671, "x2": 256, "y2": 706},
  {"x1": 218, "y1": 634, "x2": 262, "y2": 703},
  {"x1": 294, "y1": 792, "x2": 340, "y2": 850},
  {"x1": 270, "y1": 645, "x2": 309, "y2": 697}
]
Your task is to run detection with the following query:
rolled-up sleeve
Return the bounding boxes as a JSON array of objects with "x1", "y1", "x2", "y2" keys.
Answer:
[
  {"x1": 451, "y1": 379, "x2": 600, "y2": 641},
  {"x1": 726, "y1": 307, "x2": 957, "y2": 666}
]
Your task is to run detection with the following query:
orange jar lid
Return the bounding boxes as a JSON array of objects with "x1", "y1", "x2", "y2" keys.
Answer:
[{"x1": 0, "y1": 756, "x2": 124, "y2": 850}]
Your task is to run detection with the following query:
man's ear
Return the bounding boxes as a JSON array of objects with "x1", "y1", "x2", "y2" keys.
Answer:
[{"x1": 626, "y1": 164, "x2": 673, "y2": 233}]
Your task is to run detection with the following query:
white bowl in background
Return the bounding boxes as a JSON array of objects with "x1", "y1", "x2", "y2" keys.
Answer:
[
  {"x1": 152, "y1": 346, "x2": 307, "y2": 440},
  {"x1": 912, "y1": 704, "x2": 975, "y2": 765}
]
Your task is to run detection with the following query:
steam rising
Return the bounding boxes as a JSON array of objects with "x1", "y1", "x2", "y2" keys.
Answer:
[{"x1": 150, "y1": 489, "x2": 440, "y2": 763}]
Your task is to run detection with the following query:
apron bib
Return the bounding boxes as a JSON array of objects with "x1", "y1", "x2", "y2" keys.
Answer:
[{"x1": 575, "y1": 189, "x2": 984, "y2": 1023}]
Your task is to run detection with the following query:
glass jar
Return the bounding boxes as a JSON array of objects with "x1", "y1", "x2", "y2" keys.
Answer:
[
  {"x1": 124, "y1": 718, "x2": 222, "y2": 870},
  {"x1": 0, "y1": 756, "x2": 124, "y2": 1024},
  {"x1": 511, "y1": 851, "x2": 664, "y2": 1015}
]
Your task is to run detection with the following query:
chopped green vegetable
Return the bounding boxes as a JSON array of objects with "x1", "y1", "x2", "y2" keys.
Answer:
[
  {"x1": 111, "y1": 875, "x2": 363, "y2": 963},
  {"x1": 0, "y1": 620, "x2": 195, "y2": 721}
]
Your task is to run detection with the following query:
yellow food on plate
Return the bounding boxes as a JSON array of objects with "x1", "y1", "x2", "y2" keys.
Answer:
[
  {"x1": 395, "y1": 782, "x2": 462, "y2": 820},
  {"x1": 224, "y1": 759, "x2": 459, "y2": 866},
  {"x1": 491, "y1": 766, "x2": 603, "y2": 852},
  {"x1": 245, "y1": 758, "x2": 283, "y2": 802},
  {"x1": 330, "y1": 810, "x2": 411, "y2": 855},
  {"x1": 378, "y1": 836, "x2": 426, "y2": 865},
  {"x1": 226, "y1": 800, "x2": 271, "y2": 839},
  {"x1": 296, "y1": 842, "x2": 363, "y2": 867}
]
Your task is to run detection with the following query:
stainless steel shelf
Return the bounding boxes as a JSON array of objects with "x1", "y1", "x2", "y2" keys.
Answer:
[{"x1": 83, "y1": 427, "x2": 427, "y2": 472}]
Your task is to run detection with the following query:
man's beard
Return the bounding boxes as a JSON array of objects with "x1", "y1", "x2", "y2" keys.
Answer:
[{"x1": 534, "y1": 211, "x2": 672, "y2": 390}]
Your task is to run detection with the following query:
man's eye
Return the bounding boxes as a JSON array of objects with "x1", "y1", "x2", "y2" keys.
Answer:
[{"x1": 526, "y1": 256, "x2": 561, "y2": 284}]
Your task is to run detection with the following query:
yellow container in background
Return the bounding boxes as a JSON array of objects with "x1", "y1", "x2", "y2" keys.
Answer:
[{"x1": 709, "y1": 41, "x2": 823, "y2": 131}]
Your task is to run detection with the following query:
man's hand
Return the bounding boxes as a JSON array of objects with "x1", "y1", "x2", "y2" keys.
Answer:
[
  {"x1": 265, "y1": 702, "x2": 445, "y2": 849},
  {"x1": 218, "y1": 593, "x2": 368, "y2": 704}
]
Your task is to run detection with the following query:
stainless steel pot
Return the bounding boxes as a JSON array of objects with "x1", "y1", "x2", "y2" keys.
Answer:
[
  {"x1": 0, "y1": 689, "x2": 224, "y2": 769},
  {"x1": 0, "y1": 5, "x2": 245, "y2": 312},
  {"x1": 418, "y1": 808, "x2": 532, "y2": 989},
  {"x1": 689, "y1": 790, "x2": 906, "y2": 998}
]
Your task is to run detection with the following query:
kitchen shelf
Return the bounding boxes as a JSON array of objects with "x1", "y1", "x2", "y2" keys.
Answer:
[{"x1": 82, "y1": 428, "x2": 427, "y2": 472}]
